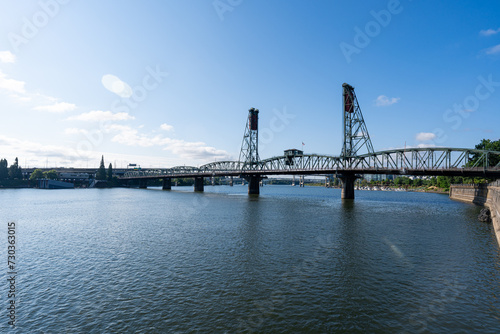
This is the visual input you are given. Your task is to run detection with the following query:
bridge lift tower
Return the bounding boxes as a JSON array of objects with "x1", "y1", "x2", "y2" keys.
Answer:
[
  {"x1": 340, "y1": 83, "x2": 374, "y2": 199},
  {"x1": 239, "y1": 108, "x2": 262, "y2": 194}
]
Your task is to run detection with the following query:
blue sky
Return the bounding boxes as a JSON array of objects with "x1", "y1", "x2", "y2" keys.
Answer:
[{"x1": 0, "y1": 0, "x2": 499, "y2": 169}]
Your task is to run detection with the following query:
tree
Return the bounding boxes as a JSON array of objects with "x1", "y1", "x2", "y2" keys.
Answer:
[
  {"x1": 470, "y1": 139, "x2": 500, "y2": 167},
  {"x1": 107, "y1": 163, "x2": 113, "y2": 181},
  {"x1": 43, "y1": 170, "x2": 58, "y2": 180},
  {"x1": 8, "y1": 157, "x2": 23, "y2": 179},
  {"x1": 96, "y1": 156, "x2": 107, "y2": 180},
  {"x1": 0, "y1": 159, "x2": 8, "y2": 180},
  {"x1": 412, "y1": 178, "x2": 423, "y2": 187},
  {"x1": 29, "y1": 169, "x2": 44, "y2": 181},
  {"x1": 437, "y1": 176, "x2": 451, "y2": 189}
]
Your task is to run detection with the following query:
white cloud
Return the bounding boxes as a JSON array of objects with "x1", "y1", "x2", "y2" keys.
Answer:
[
  {"x1": 34, "y1": 102, "x2": 76, "y2": 113},
  {"x1": 480, "y1": 28, "x2": 500, "y2": 36},
  {"x1": 160, "y1": 123, "x2": 174, "y2": 131},
  {"x1": 417, "y1": 143, "x2": 437, "y2": 148},
  {"x1": 416, "y1": 132, "x2": 436, "y2": 141},
  {"x1": 0, "y1": 135, "x2": 85, "y2": 161},
  {"x1": 0, "y1": 70, "x2": 25, "y2": 94},
  {"x1": 106, "y1": 124, "x2": 232, "y2": 160},
  {"x1": 64, "y1": 128, "x2": 88, "y2": 135},
  {"x1": 485, "y1": 44, "x2": 500, "y2": 55},
  {"x1": 67, "y1": 110, "x2": 135, "y2": 122},
  {"x1": 0, "y1": 51, "x2": 16, "y2": 63},
  {"x1": 102, "y1": 74, "x2": 133, "y2": 98},
  {"x1": 375, "y1": 95, "x2": 400, "y2": 106}
]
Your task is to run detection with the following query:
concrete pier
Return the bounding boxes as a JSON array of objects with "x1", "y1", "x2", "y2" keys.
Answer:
[
  {"x1": 162, "y1": 178, "x2": 171, "y2": 190},
  {"x1": 194, "y1": 177, "x2": 204, "y2": 192},
  {"x1": 139, "y1": 179, "x2": 148, "y2": 189},
  {"x1": 246, "y1": 175, "x2": 261, "y2": 195},
  {"x1": 340, "y1": 173, "x2": 356, "y2": 199}
]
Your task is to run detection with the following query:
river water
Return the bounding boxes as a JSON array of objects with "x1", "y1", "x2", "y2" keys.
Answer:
[{"x1": 1, "y1": 186, "x2": 499, "y2": 333}]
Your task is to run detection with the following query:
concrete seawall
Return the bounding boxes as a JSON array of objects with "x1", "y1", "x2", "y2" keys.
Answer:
[{"x1": 450, "y1": 181, "x2": 500, "y2": 247}]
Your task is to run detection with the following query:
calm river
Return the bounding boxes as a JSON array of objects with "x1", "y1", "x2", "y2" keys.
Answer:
[{"x1": 1, "y1": 186, "x2": 499, "y2": 333}]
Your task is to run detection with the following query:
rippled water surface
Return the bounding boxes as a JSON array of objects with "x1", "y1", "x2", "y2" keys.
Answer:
[{"x1": 1, "y1": 186, "x2": 500, "y2": 333}]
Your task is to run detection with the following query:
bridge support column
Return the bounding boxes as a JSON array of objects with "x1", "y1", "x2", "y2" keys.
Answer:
[
  {"x1": 162, "y1": 178, "x2": 171, "y2": 190},
  {"x1": 340, "y1": 173, "x2": 356, "y2": 199},
  {"x1": 139, "y1": 179, "x2": 148, "y2": 189},
  {"x1": 229, "y1": 176, "x2": 233, "y2": 186},
  {"x1": 244, "y1": 175, "x2": 261, "y2": 195},
  {"x1": 194, "y1": 177, "x2": 204, "y2": 192}
]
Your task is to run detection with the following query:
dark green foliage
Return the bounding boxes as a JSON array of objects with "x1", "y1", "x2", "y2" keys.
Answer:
[
  {"x1": 29, "y1": 169, "x2": 44, "y2": 181},
  {"x1": 107, "y1": 163, "x2": 113, "y2": 181},
  {"x1": 96, "y1": 155, "x2": 107, "y2": 180},
  {"x1": 0, "y1": 159, "x2": 8, "y2": 179},
  {"x1": 471, "y1": 138, "x2": 500, "y2": 167},
  {"x1": 43, "y1": 170, "x2": 58, "y2": 180},
  {"x1": 8, "y1": 157, "x2": 23, "y2": 179}
]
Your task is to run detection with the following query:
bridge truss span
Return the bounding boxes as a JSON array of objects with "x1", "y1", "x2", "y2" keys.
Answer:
[{"x1": 122, "y1": 148, "x2": 500, "y2": 179}]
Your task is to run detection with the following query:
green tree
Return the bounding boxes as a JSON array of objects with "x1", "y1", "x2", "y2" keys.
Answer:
[
  {"x1": 470, "y1": 139, "x2": 500, "y2": 167},
  {"x1": 43, "y1": 170, "x2": 58, "y2": 180},
  {"x1": 29, "y1": 169, "x2": 44, "y2": 181},
  {"x1": 412, "y1": 178, "x2": 423, "y2": 187},
  {"x1": 437, "y1": 176, "x2": 451, "y2": 189},
  {"x1": 96, "y1": 156, "x2": 107, "y2": 180},
  {"x1": 8, "y1": 157, "x2": 23, "y2": 179},
  {"x1": 107, "y1": 163, "x2": 113, "y2": 181},
  {"x1": 395, "y1": 177, "x2": 403, "y2": 186},
  {"x1": 0, "y1": 159, "x2": 8, "y2": 179}
]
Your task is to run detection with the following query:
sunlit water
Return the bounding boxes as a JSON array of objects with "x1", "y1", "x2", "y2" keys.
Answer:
[{"x1": 1, "y1": 186, "x2": 499, "y2": 333}]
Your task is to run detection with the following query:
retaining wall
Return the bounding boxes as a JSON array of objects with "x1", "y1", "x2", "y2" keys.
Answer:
[{"x1": 450, "y1": 181, "x2": 500, "y2": 247}]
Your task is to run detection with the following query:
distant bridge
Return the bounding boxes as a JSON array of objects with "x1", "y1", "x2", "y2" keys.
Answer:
[{"x1": 122, "y1": 83, "x2": 500, "y2": 199}]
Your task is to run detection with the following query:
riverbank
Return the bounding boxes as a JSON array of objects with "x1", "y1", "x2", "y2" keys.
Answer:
[{"x1": 450, "y1": 181, "x2": 500, "y2": 247}]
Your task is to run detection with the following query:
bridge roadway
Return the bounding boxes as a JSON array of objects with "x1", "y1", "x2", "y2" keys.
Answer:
[{"x1": 121, "y1": 148, "x2": 500, "y2": 198}]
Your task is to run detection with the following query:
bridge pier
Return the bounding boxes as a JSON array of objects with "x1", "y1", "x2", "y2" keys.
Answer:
[
  {"x1": 229, "y1": 176, "x2": 233, "y2": 186},
  {"x1": 139, "y1": 179, "x2": 148, "y2": 189},
  {"x1": 340, "y1": 173, "x2": 357, "y2": 199},
  {"x1": 244, "y1": 175, "x2": 261, "y2": 195},
  {"x1": 194, "y1": 177, "x2": 204, "y2": 192},
  {"x1": 162, "y1": 178, "x2": 172, "y2": 190}
]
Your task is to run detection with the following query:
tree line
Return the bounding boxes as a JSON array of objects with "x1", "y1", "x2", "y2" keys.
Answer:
[{"x1": 0, "y1": 157, "x2": 23, "y2": 180}]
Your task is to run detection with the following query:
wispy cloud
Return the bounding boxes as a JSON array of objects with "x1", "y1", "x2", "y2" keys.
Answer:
[
  {"x1": 0, "y1": 70, "x2": 25, "y2": 94},
  {"x1": 480, "y1": 28, "x2": 500, "y2": 36},
  {"x1": 102, "y1": 74, "x2": 133, "y2": 98},
  {"x1": 0, "y1": 51, "x2": 16, "y2": 63},
  {"x1": 416, "y1": 132, "x2": 436, "y2": 141},
  {"x1": 107, "y1": 124, "x2": 232, "y2": 160},
  {"x1": 64, "y1": 128, "x2": 88, "y2": 135},
  {"x1": 375, "y1": 95, "x2": 400, "y2": 106},
  {"x1": 34, "y1": 102, "x2": 76, "y2": 113},
  {"x1": 67, "y1": 110, "x2": 135, "y2": 122},
  {"x1": 0, "y1": 135, "x2": 85, "y2": 160},
  {"x1": 485, "y1": 44, "x2": 500, "y2": 55},
  {"x1": 160, "y1": 123, "x2": 174, "y2": 131},
  {"x1": 417, "y1": 143, "x2": 436, "y2": 148}
]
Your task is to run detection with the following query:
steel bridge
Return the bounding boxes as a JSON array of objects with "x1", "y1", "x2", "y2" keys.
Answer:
[{"x1": 122, "y1": 83, "x2": 500, "y2": 198}]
